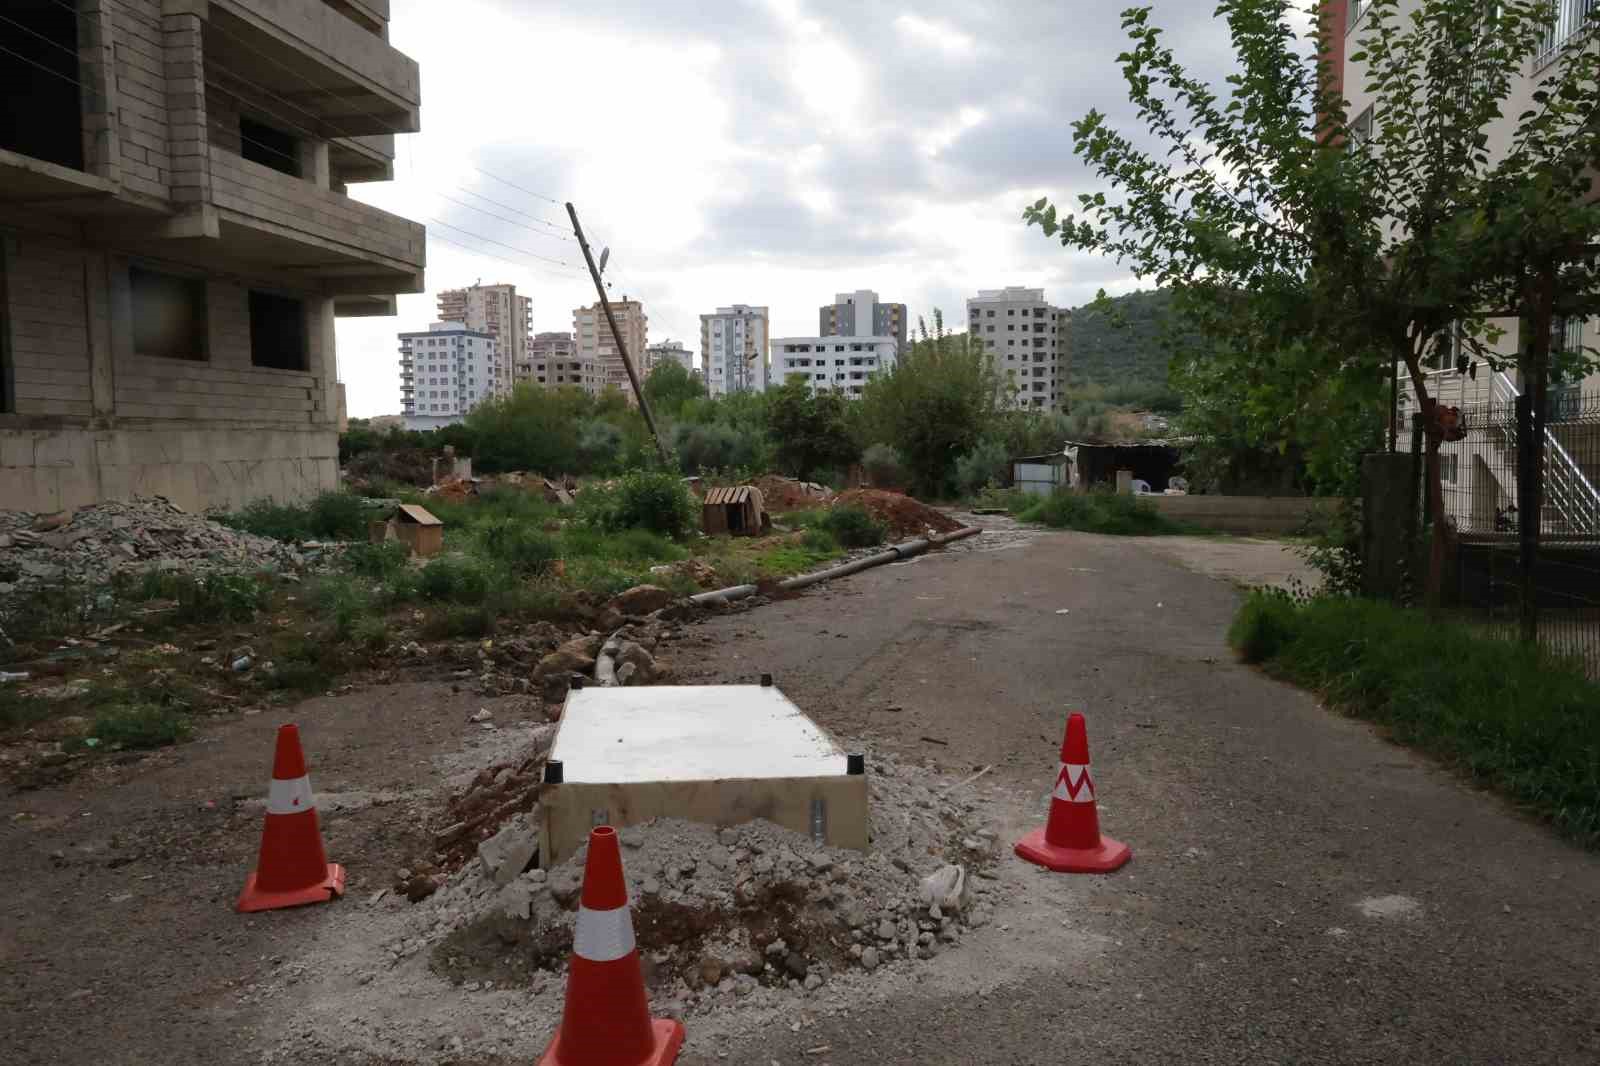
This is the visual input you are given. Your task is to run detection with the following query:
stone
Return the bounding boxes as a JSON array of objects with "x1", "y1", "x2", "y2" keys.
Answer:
[
  {"x1": 860, "y1": 947, "x2": 880, "y2": 972},
  {"x1": 698, "y1": 957, "x2": 724, "y2": 987},
  {"x1": 765, "y1": 938, "x2": 788, "y2": 957},
  {"x1": 876, "y1": 920, "x2": 896, "y2": 941},
  {"x1": 477, "y1": 818, "x2": 539, "y2": 886},
  {"x1": 616, "y1": 662, "x2": 638, "y2": 687},
  {"x1": 730, "y1": 951, "x2": 763, "y2": 976},
  {"x1": 717, "y1": 827, "x2": 740, "y2": 847},
  {"x1": 498, "y1": 882, "x2": 534, "y2": 920},
  {"x1": 611, "y1": 585, "x2": 675, "y2": 616},
  {"x1": 535, "y1": 648, "x2": 596, "y2": 679},
  {"x1": 804, "y1": 972, "x2": 823, "y2": 992},
  {"x1": 615, "y1": 641, "x2": 655, "y2": 681},
  {"x1": 920, "y1": 864, "x2": 967, "y2": 913},
  {"x1": 784, "y1": 952, "x2": 808, "y2": 979},
  {"x1": 548, "y1": 866, "x2": 584, "y2": 908}
]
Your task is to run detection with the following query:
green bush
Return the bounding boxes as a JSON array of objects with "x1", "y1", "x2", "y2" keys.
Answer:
[
  {"x1": 1227, "y1": 589, "x2": 1300, "y2": 664},
  {"x1": 1231, "y1": 594, "x2": 1600, "y2": 847},
  {"x1": 221, "y1": 492, "x2": 370, "y2": 543},
  {"x1": 478, "y1": 520, "x2": 560, "y2": 577},
  {"x1": 820, "y1": 505, "x2": 887, "y2": 549},
  {"x1": 91, "y1": 703, "x2": 191, "y2": 750},
  {"x1": 310, "y1": 575, "x2": 375, "y2": 640},
  {"x1": 860, "y1": 443, "x2": 907, "y2": 488},
  {"x1": 952, "y1": 438, "x2": 1011, "y2": 497},
  {"x1": 576, "y1": 471, "x2": 698, "y2": 539},
  {"x1": 352, "y1": 615, "x2": 390, "y2": 651},
  {"x1": 418, "y1": 555, "x2": 494, "y2": 604},
  {"x1": 1018, "y1": 490, "x2": 1187, "y2": 535},
  {"x1": 802, "y1": 527, "x2": 839, "y2": 554}
]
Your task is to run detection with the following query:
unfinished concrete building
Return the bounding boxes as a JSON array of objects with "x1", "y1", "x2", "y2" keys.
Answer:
[{"x1": 0, "y1": 0, "x2": 425, "y2": 513}]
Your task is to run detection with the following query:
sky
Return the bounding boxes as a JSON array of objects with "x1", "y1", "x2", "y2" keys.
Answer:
[{"x1": 338, "y1": 0, "x2": 1300, "y2": 418}]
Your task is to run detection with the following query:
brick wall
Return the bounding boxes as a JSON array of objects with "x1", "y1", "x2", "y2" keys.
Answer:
[
  {"x1": 4, "y1": 236, "x2": 94, "y2": 418},
  {"x1": 110, "y1": 0, "x2": 172, "y2": 202}
]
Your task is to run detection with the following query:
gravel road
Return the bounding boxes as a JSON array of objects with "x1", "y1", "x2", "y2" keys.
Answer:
[{"x1": 680, "y1": 523, "x2": 1600, "y2": 1065}]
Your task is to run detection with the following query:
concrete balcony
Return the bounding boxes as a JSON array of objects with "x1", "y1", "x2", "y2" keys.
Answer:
[
  {"x1": 206, "y1": 145, "x2": 424, "y2": 295},
  {"x1": 206, "y1": 0, "x2": 420, "y2": 136}
]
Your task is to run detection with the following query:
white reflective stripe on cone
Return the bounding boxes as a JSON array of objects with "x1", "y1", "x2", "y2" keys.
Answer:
[
  {"x1": 1051, "y1": 762, "x2": 1095, "y2": 804},
  {"x1": 267, "y1": 775, "x2": 316, "y2": 815},
  {"x1": 573, "y1": 904, "x2": 636, "y2": 962}
]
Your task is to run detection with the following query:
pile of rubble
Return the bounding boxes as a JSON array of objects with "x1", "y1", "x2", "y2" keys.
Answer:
[
  {"x1": 383, "y1": 753, "x2": 1003, "y2": 1014},
  {"x1": 0, "y1": 497, "x2": 309, "y2": 599},
  {"x1": 833, "y1": 489, "x2": 966, "y2": 539},
  {"x1": 752, "y1": 476, "x2": 834, "y2": 512}
]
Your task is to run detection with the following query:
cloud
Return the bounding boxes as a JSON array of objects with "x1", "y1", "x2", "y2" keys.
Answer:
[{"x1": 338, "y1": 0, "x2": 1267, "y2": 417}]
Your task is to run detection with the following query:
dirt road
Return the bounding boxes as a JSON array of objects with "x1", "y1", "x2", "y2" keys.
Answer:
[
  {"x1": 2, "y1": 520, "x2": 1596, "y2": 1065},
  {"x1": 680, "y1": 524, "x2": 1600, "y2": 1065}
]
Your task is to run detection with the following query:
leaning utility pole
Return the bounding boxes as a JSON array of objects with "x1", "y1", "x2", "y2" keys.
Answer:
[{"x1": 566, "y1": 203, "x2": 671, "y2": 466}]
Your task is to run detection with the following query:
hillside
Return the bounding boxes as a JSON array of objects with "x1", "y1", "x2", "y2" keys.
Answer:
[{"x1": 1066, "y1": 289, "x2": 1184, "y2": 391}]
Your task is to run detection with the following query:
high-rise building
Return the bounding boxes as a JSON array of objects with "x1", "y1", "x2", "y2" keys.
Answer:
[
  {"x1": 647, "y1": 340, "x2": 697, "y2": 374},
  {"x1": 819, "y1": 290, "x2": 907, "y2": 351},
  {"x1": 525, "y1": 332, "x2": 598, "y2": 392},
  {"x1": 771, "y1": 335, "x2": 898, "y2": 398},
  {"x1": 399, "y1": 323, "x2": 499, "y2": 430},
  {"x1": 437, "y1": 282, "x2": 531, "y2": 399},
  {"x1": 574, "y1": 299, "x2": 649, "y2": 403},
  {"x1": 966, "y1": 288, "x2": 1070, "y2": 411},
  {"x1": 699, "y1": 306, "x2": 771, "y2": 395}
]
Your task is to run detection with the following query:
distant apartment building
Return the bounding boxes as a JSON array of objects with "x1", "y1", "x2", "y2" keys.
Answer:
[
  {"x1": 437, "y1": 282, "x2": 530, "y2": 398},
  {"x1": 524, "y1": 331, "x2": 597, "y2": 392},
  {"x1": 647, "y1": 339, "x2": 696, "y2": 374},
  {"x1": 0, "y1": 0, "x2": 425, "y2": 513},
  {"x1": 966, "y1": 288, "x2": 1070, "y2": 410},
  {"x1": 819, "y1": 290, "x2": 907, "y2": 351},
  {"x1": 399, "y1": 323, "x2": 498, "y2": 430},
  {"x1": 700, "y1": 306, "x2": 771, "y2": 395},
  {"x1": 772, "y1": 336, "x2": 898, "y2": 398},
  {"x1": 575, "y1": 299, "x2": 649, "y2": 402}
]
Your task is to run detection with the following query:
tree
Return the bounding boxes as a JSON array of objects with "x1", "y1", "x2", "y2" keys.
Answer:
[
  {"x1": 1025, "y1": 0, "x2": 1600, "y2": 605},
  {"x1": 856, "y1": 311, "x2": 1002, "y2": 496},
  {"x1": 642, "y1": 360, "x2": 706, "y2": 419},
  {"x1": 765, "y1": 380, "x2": 857, "y2": 481}
]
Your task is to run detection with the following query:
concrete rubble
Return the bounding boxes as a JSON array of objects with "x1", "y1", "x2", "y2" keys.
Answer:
[
  {"x1": 0, "y1": 497, "x2": 309, "y2": 600},
  {"x1": 256, "y1": 750, "x2": 1011, "y2": 1064}
]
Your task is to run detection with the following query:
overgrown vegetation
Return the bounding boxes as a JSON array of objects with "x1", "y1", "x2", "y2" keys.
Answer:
[
  {"x1": 818, "y1": 505, "x2": 887, "y2": 549},
  {"x1": 221, "y1": 491, "x2": 371, "y2": 542},
  {"x1": 1229, "y1": 591, "x2": 1600, "y2": 848},
  {"x1": 1017, "y1": 490, "x2": 1188, "y2": 535}
]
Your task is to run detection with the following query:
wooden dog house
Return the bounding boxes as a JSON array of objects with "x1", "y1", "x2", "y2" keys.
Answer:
[{"x1": 701, "y1": 485, "x2": 766, "y2": 536}]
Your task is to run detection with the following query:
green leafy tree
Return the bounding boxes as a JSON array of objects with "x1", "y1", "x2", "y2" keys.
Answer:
[
  {"x1": 858, "y1": 311, "x2": 1002, "y2": 496},
  {"x1": 765, "y1": 380, "x2": 858, "y2": 481},
  {"x1": 642, "y1": 360, "x2": 707, "y2": 419},
  {"x1": 1025, "y1": 0, "x2": 1600, "y2": 605}
]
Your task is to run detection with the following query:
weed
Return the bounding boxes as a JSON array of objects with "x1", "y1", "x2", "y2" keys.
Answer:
[
  {"x1": 1018, "y1": 490, "x2": 1189, "y2": 535},
  {"x1": 575, "y1": 471, "x2": 698, "y2": 538},
  {"x1": 1229, "y1": 594, "x2": 1600, "y2": 848},
  {"x1": 263, "y1": 636, "x2": 346, "y2": 694},
  {"x1": 173, "y1": 573, "x2": 267, "y2": 625},
  {"x1": 479, "y1": 520, "x2": 560, "y2": 577},
  {"x1": 221, "y1": 491, "x2": 371, "y2": 543},
  {"x1": 421, "y1": 605, "x2": 496, "y2": 640},
  {"x1": 418, "y1": 555, "x2": 494, "y2": 604},
  {"x1": 820, "y1": 505, "x2": 887, "y2": 549},
  {"x1": 757, "y1": 537, "x2": 843, "y2": 577},
  {"x1": 0, "y1": 685, "x2": 50, "y2": 731},
  {"x1": 341, "y1": 541, "x2": 412, "y2": 580},
  {"x1": 970, "y1": 485, "x2": 1033, "y2": 513},
  {"x1": 90, "y1": 703, "x2": 191, "y2": 750},
  {"x1": 802, "y1": 527, "x2": 840, "y2": 554},
  {"x1": 352, "y1": 616, "x2": 390, "y2": 652}
]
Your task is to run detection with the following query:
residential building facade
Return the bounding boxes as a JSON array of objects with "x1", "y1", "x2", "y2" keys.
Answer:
[
  {"x1": 1332, "y1": 0, "x2": 1600, "y2": 537},
  {"x1": 437, "y1": 282, "x2": 529, "y2": 398},
  {"x1": 646, "y1": 339, "x2": 696, "y2": 375},
  {"x1": 819, "y1": 290, "x2": 906, "y2": 351},
  {"x1": 399, "y1": 322, "x2": 497, "y2": 430},
  {"x1": 525, "y1": 331, "x2": 597, "y2": 392},
  {"x1": 772, "y1": 336, "x2": 898, "y2": 398},
  {"x1": 574, "y1": 298, "x2": 648, "y2": 402},
  {"x1": 0, "y1": 0, "x2": 424, "y2": 512},
  {"x1": 966, "y1": 287, "x2": 1070, "y2": 410},
  {"x1": 699, "y1": 305, "x2": 770, "y2": 395}
]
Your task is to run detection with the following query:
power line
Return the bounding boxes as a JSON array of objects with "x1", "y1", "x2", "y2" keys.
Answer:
[{"x1": 424, "y1": 217, "x2": 578, "y2": 269}]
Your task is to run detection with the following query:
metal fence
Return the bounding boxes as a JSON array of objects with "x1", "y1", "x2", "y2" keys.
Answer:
[{"x1": 1417, "y1": 371, "x2": 1600, "y2": 677}]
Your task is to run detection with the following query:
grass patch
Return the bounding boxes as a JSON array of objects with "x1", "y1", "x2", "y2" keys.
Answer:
[
  {"x1": 1229, "y1": 591, "x2": 1600, "y2": 847},
  {"x1": 1018, "y1": 490, "x2": 1190, "y2": 535},
  {"x1": 87, "y1": 702, "x2": 192, "y2": 750},
  {"x1": 756, "y1": 536, "x2": 844, "y2": 578}
]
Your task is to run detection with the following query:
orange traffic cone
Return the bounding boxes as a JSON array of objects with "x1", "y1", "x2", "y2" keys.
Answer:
[
  {"x1": 1014, "y1": 712, "x2": 1132, "y2": 873},
  {"x1": 539, "y1": 826, "x2": 684, "y2": 1066},
  {"x1": 236, "y1": 724, "x2": 346, "y2": 913}
]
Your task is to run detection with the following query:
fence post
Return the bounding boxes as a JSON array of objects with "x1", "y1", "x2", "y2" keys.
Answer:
[{"x1": 1516, "y1": 394, "x2": 1538, "y2": 645}]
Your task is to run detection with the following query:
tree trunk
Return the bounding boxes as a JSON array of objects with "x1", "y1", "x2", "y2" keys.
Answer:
[
  {"x1": 1519, "y1": 267, "x2": 1557, "y2": 646},
  {"x1": 1424, "y1": 408, "x2": 1446, "y2": 612}
]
